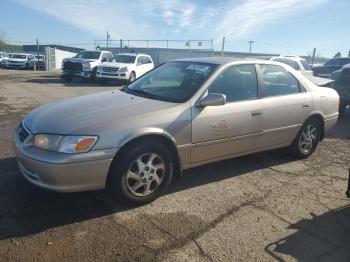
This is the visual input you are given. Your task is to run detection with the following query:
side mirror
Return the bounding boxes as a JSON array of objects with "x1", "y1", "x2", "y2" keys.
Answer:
[
  {"x1": 101, "y1": 58, "x2": 107, "y2": 62},
  {"x1": 197, "y1": 93, "x2": 226, "y2": 107}
]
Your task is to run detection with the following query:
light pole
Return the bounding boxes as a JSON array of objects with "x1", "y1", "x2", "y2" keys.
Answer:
[{"x1": 248, "y1": 40, "x2": 254, "y2": 54}]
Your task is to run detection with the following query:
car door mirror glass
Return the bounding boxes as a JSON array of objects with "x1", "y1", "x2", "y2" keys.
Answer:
[{"x1": 198, "y1": 93, "x2": 226, "y2": 107}]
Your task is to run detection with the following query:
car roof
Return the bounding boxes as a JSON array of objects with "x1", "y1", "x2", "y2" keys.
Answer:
[{"x1": 174, "y1": 56, "x2": 265, "y2": 65}]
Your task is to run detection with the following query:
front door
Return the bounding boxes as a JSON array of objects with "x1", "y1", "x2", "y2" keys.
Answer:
[{"x1": 191, "y1": 64, "x2": 263, "y2": 164}]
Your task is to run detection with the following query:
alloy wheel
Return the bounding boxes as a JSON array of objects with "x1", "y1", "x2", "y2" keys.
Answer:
[
  {"x1": 298, "y1": 124, "x2": 318, "y2": 154},
  {"x1": 125, "y1": 152, "x2": 165, "y2": 197}
]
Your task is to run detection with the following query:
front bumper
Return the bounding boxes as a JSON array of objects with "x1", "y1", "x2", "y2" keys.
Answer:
[
  {"x1": 62, "y1": 70, "x2": 92, "y2": 79},
  {"x1": 14, "y1": 126, "x2": 118, "y2": 192},
  {"x1": 6, "y1": 63, "x2": 27, "y2": 68},
  {"x1": 96, "y1": 71, "x2": 129, "y2": 81}
]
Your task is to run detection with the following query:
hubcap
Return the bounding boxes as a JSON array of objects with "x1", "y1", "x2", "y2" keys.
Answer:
[
  {"x1": 299, "y1": 124, "x2": 317, "y2": 154},
  {"x1": 126, "y1": 152, "x2": 165, "y2": 197}
]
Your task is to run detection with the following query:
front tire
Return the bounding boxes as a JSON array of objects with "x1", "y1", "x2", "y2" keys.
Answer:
[
  {"x1": 128, "y1": 72, "x2": 136, "y2": 84},
  {"x1": 107, "y1": 142, "x2": 173, "y2": 205},
  {"x1": 289, "y1": 119, "x2": 321, "y2": 159}
]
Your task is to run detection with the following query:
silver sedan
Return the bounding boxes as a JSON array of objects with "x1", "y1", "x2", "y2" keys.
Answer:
[{"x1": 14, "y1": 57, "x2": 340, "y2": 204}]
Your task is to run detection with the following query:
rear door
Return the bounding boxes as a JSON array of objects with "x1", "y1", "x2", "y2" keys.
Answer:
[{"x1": 257, "y1": 64, "x2": 312, "y2": 148}]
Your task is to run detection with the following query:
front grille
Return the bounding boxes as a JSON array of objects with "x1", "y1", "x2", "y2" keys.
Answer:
[
  {"x1": 102, "y1": 67, "x2": 119, "y2": 73},
  {"x1": 18, "y1": 122, "x2": 30, "y2": 142},
  {"x1": 63, "y1": 61, "x2": 82, "y2": 71}
]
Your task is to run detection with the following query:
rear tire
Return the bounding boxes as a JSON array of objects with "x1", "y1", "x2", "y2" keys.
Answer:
[
  {"x1": 63, "y1": 76, "x2": 73, "y2": 82},
  {"x1": 289, "y1": 118, "x2": 321, "y2": 159},
  {"x1": 90, "y1": 68, "x2": 97, "y2": 82},
  {"x1": 107, "y1": 141, "x2": 173, "y2": 205}
]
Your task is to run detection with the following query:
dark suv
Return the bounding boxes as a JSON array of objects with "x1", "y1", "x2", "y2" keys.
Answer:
[
  {"x1": 312, "y1": 57, "x2": 350, "y2": 78},
  {"x1": 332, "y1": 64, "x2": 350, "y2": 116}
]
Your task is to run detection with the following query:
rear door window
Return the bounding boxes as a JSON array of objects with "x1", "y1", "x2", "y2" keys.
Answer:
[{"x1": 259, "y1": 64, "x2": 301, "y2": 97}]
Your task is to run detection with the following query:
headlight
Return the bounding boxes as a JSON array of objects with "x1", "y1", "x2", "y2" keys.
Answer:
[
  {"x1": 118, "y1": 67, "x2": 128, "y2": 73},
  {"x1": 34, "y1": 134, "x2": 98, "y2": 153},
  {"x1": 82, "y1": 63, "x2": 91, "y2": 71}
]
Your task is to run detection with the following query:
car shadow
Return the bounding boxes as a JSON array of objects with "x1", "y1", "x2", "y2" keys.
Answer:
[
  {"x1": 326, "y1": 110, "x2": 350, "y2": 139},
  {"x1": 264, "y1": 204, "x2": 350, "y2": 261},
  {"x1": 0, "y1": 149, "x2": 292, "y2": 240}
]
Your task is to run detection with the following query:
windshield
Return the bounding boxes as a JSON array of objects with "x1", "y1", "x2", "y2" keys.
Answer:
[
  {"x1": 75, "y1": 51, "x2": 101, "y2": 59},
  {"x1": 12, "y1": 54, "x2": 27, "y2": 59},
  {"x1": 301, "y1": 60, "x2": 311, "y2": 70},
  {"x1": 126, "y1": 61, "x2": 218, "y2": 103},
  {"x1": 114, "y1": 55, "x2": 136, "y2": 63}
]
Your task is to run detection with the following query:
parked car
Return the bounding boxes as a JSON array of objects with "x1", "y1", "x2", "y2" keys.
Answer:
[
  {"x1": 96, "y1": 53, "x2": 154, "y2": 84},
  {"x1": 270, "y1": 55, "x2": 312, "y2": 72},
  {"x1": 61, "y1": 50, "x2": 113, "y2": 81},
  {"x1": 330, "y1": 64, "x2": 350, "y2": 116},
  {"x1": 0, "y1": 52, "x2": 9, "y2": 68},
  {"x1": 312, "y1": 57, "x2": 350, "y2": 77},
  {"x1": 14, "y1": 57, "x2": 339, "y2": 204},
  {"x1": 35, "y1": 55, "x2": 45, "y2": 70},
  {"x1": 5, "y1": 53, "x2": 36, "y2": 69}
]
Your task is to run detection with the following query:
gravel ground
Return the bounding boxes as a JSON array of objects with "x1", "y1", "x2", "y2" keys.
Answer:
[{"x1": 0, "y1": 69, "x2": 349, "y2": 262}]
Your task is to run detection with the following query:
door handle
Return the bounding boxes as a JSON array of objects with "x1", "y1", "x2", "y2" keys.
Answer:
[
  {"x1": 302, "y1": 104, "x2": 310, "y2": 109},
  {"x1": 251, "y1": 111, "x2": 263, "y2": 117}
]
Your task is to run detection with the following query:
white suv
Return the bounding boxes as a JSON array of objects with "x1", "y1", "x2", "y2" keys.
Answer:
[
  {"x1": 270, "y1": 55, "x2": 312, "y2": 73},
  {"x1": 0, "y1": 52, "x2": 9, "y2": 68},
  {"x1": 96, "y1": 53, "x2": 154, "y2": 83},
  {"x1": 6, "y1": 53, "x2": 36, "y2": 69}
]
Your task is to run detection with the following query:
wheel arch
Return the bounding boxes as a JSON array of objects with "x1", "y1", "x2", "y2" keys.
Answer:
[
  {"x1": 106, "y1": 131, "x2": 182, "y2": 187},
  {"x1": 305, "y1": 113, "x2": 325, "y2": 141}
]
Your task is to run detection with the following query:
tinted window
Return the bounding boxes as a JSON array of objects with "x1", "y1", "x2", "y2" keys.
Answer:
[
  {"x1": 273, "y1": 58, "x2": 300, "y2": 70},
  {"x1": 127, "y1": 62, "x2": 218, "y2": 103},
  {"x1": 145, "y1": 56, "x2": 152, "y2": 64},
  {"x1": 325, "y1": 59, "x2": 339, "y2": 66},
  {"x1": 260, "y1": 64, "x2": 300, "y2": 97},
  {"x1": 75, "y1": 51, "x2": 101, "y2": 59},
  {"x1": 208, "y1": 64, "x2": 258, "y2": 102},
  {"x1": 114, "y1": 55, "x2": 136, "y2": 63},
  {"x1": 12, "y1": 54, "x2": 27, "y2": 59}
]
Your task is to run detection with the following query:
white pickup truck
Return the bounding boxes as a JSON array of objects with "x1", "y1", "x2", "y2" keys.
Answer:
[
  {"x1": 61, "y1": 50, "x2": 113, "y2": 81},
  {"x1": 96, "y1": 53, "x2": 154, "y2": 84}
]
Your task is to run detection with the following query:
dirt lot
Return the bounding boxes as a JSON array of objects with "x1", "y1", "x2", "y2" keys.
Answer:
[{"x1": 0, "y1": 69, "x2": 349, "y2": 262}]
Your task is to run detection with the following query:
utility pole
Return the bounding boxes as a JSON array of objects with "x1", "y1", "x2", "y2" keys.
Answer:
[
  {"x1": 248, "y1": 40, "x2": 254, "y2": 54},
  {"x1": 35, "y1": 38, "x2": 39, "y2": 71},
  {"x1": 221, "y1": 36, "x2": 225, "y2": 57},
  {"x1": 36, "y1": 38, "x2": 39, "y2": 59},
  {"x1": 311, "y1": 48, "x2": 316, "y2": 65},
  {"x1": 106, "y1": 31, "x2": 110, "y2": 48}
]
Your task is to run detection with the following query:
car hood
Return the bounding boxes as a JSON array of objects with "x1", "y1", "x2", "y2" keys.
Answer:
[
  {"x1": 24, "y1": 90, "x2": 175, "y2": 135},
  {"x1": 100, "y1": 62, "x2": 133, "y2": 68}
]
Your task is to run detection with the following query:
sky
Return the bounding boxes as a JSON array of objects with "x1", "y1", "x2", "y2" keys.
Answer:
[{"x1": 1, "y1": 0, "x2": 349, "y2": 57}]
